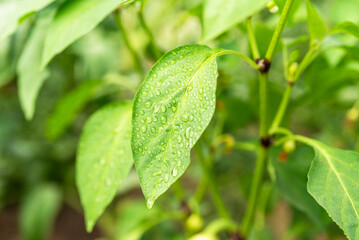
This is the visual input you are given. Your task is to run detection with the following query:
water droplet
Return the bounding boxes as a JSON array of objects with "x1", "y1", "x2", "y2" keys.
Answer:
[
  {"x1": 172, "y1": 167, "x2": 178, "y2": 177},
  {"x1": 151, "y1": 127, "x2": 156, "y2": 133},
  {"x1": 146, "y1": 117, "x2": 152, "y2": 123},
  {"x1": 140, "y1": 110, "x2": 145, "y2": 115},
  {"x1": 171, "y1": 106, "x2": 177, "y2": 112},
  {"x1": 164, "y1": 173, "x2": 169, "y2": 183},
  {"x1": 155, "y1": 90, "x2": 161, "y2": 96},
  {"x1": 145, "y1": 101, "x2": 152, "y2": 108},
  {"x1": 185, "y1": 127, "x2": 192, "y2": 139},
  {"x1": 153, "y1": 73, "x2": 158, "y2": 78},
  {"x1": 178, "y1": 135, "x2": 182, "y2": 143},
  {"x1": 177, "y1": 151, "x2": 182, "y2": 157},
  {"x1": 161, "y1": 105, "x2": 167, "y2": 112},
  {"x1": 181, "y1": 114, "x2": 189, "y2": 122},
  {"x1": 160, "y1": 116, "x2": 167, "y2": 124},
  {"x1": 146, "y1": 199, "x2": 154, "y2": 209},
  {"x1": 142, "y1": 91, "x2": 148, "y2": 96},
  {"x1": 152, "y1": 171, "x2": 161, "y2": 177},
  {"x1": 141, "y1": 126, "x2": 147, "y2": 133},
  {"x1": 100, "y1": 158, "x2": 105, "y2": 165},
  {"x1": 188, "y1": 86, "x2": 193, "y2": 91},
  {"x1": 188, "y1": 114, "x2": 194, "y2": 121}
]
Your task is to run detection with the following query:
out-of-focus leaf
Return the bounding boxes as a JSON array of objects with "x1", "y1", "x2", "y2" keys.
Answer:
[
  {"x1": 270, "y1": 145, "x2": 328, "y2": 227},
  {"x1": 297, "y1": 136, "x2": 359, "y2": 240},
  {"x1": 46, "y1": 80, "x2": 102, "y2": 140},
  {"x1": 132, "y1": 45, "x2": 221, "y2": 208},
  {"x1": 274, "y1": 0, "x2": 302, "y2": 25},
  {"x1": 41, "y1": 0, "x2": 129, "y2": 68},
  {"x1": 331, "y1": 21, "x2": 359, "y2": 40},
  {"x1": 306, "y1": 0, "x2": 326, "y2": 42},
  {"x1": 0, "y1": 0, "x2": 54, "y2": 41},
  {"x1": 201, "y1": 0, "x2": 268, "y2": 42},
  {"x1": 17, "y1": 11, "x2": 54, "y2": 120},
  {"x1": 20, "y1": 184, "x2": 61, "y2": 240},
  {"x1": 77, "y1": 102, "x2": 133, "y2": 232}
]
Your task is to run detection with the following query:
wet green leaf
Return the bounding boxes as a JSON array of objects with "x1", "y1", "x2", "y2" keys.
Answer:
[
  {"x1": 41, "y1": 0, "x2": 129, "y2": 68},
  {"x1": 306, "y1": 0, "x2": 326, "y2": 42},
  {"x1": 0, "y1": 0, "x2": 54, "y2": 41},
  {"x1": 17, "y1": 11, "x2": 54, "y2": 120},
  {"x1": 331, "y1": 21, "x2": 359, "y2": 40},
  {"x1": 299, "y1": 136, "x2": 359, "y2": 239},
  {"x1": 132, "y1": 45, "x2": 222, "y2": 208},
  {"x1": 201, "y1": 0, "x2": 268, "y2": 42},
  {"x1": 77, "y1": 102, "x2": 133, "y2": 232}
]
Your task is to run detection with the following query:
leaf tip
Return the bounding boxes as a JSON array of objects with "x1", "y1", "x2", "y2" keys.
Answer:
[
  {"x1": 85, "y1": 219, "x2": 95, "y2": 233},
  {"x1": 146, "y1": 198, "x2": 155, "y2": 209}
]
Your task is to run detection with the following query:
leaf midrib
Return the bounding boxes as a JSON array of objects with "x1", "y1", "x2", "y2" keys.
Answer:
[
  {"x1": 148, "y1": 51, "x2": 219, "y2": 199},
  {"x1": 312, "y1": 142, "x2": 359, "y2": 222}
]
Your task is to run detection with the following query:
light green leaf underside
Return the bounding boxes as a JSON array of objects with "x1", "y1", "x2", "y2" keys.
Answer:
[
  {"x1": 41, "y1": 0, "x2": 128, "y2": 68},
  {"x1": 20, "y1": 184, "x2": 61, "y2": 240},
  {"x1": 201, "y1": 0, "x2": 268, "y2": 42},
  {"x1": 306, "y1": 138, "x2": 359, "y2": 239},
  {"x1": 17, "y1": 10, "x2": 54, "y2": 120},
  {"x1": 0, "y1": 0, "x2": 54, "y2": 41},
  {"x1": 331, "y1": 21, "x2": 359, "y2": 40},
  {"x1": 132, "y1": 45, "x2": 221, "y2": 208},
  {"x1": 77, "y1": 102, "x2": 133, "y2": 232},
  {"x1": 306, "y1": 0, "x2": 326, "y2": 41},
  {"x1": 46, "y1": 80, "x2": 102, "y2": 140}
]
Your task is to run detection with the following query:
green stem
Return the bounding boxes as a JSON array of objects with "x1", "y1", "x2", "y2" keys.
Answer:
[
  {"x1": 114, "y1": 11, "x2": 144, "y2": 77},
  {"x1": 246, "y1": 17, "x2": 260, "y2": 59},
  {"x1": 216, "y1": 49, "x2": 259, "y2": 70},
  {"x1": 259, "y1": 73, "x2": 269, "y2": 137},
  {"x1": 269, "y1": 84, "x2": 292, "y2": 134},
  {"x1": 138, "y1": 2, "x2": 162, "y2": 60},
  {"x1": 241, "y1": 146, "x2": 268, "y2": 235},
  {"x1": 292, "y1": 45, "x2": 318, "y2": 83},
  {"x1": 196, "y1": 141, "x2": 230, "y2": 220},
  {"x1": 265, "y1": 0, "x2": 296, "y2": 61}
]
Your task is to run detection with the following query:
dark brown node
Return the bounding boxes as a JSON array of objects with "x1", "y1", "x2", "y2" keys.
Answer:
[{"x1": 256, "y1": 58, "x2": 271, "y2": 74}]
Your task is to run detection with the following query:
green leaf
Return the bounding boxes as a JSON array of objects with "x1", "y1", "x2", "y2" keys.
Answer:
[
  {"x1": 270, "y1": 146, "x2": 328, "y2": 227},
  {"x1": 297, "y1": 136, "x2": 359, "y2": 239},
  {"x1": 17, "y1": 11, "x2": 54, "y2": 120},
  {"x1": 201, "y1": 0, "x2": 268, "y2": 42},
  {"x1": 77, "y1": 102, "x2": 133, "y2": 232},
  {"x1": 306, "y1": 0, "x2": 326, "y2": 42},
  {"x1": 20, "y1": 184, "x2": 62, "y2": 240},
  {"x1": 331, "y1": 21, "x2": 359, "y2": 40},
  {"x1": 41, "y1": 0, "x2": 129, "y2": 68},
  {"x1": 46, "y1": 80, "x2": 102, "y2": 140},
  {"x1": 0, "y1": 0, "x2": 55, "y2": 41},
  {"x1": 132, "y1": 45, "x2": 222, "y2": 208}
]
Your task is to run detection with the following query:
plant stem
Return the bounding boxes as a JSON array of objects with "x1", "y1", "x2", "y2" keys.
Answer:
[
  {"x1": 216, "y1": 49, "x2": 259, "y2": 70},
  {"x1": 246, "y1": 17, "x2": 260, "y2": 59},
  {"x1": 138, "y1": 2, "x2": 162, "y2": 60},
  {"x1": 259, "y1": 73, "x2": 269, "y2": 137},
  {"x1": 196, "y1": 141, "x2": 230, "y2": 220},
  {"x1": 114, "y1": 11, "x2": 144, "y2": 77},
  {"x1": 241, "y1": 146, "x2": 268, "y2": 235},
  {"x1": 269, "y1": 84, "x2": 292, "y2": 134},
  {"x1": 265, "y1": 0, "x2": 296, "y2": 61}
]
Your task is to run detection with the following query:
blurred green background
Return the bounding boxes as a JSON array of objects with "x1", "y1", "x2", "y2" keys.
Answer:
[{"x1": 1, "y1": 0, "x2": 359, "y2": 239}]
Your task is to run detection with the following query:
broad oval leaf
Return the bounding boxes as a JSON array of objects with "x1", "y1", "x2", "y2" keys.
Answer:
[
  {"x1": 132, "y1": 45, "x2": 222, "y2": 208},
  {"x1": 306, "y1": 0, "x2": 326, "y2": 42},
  {"x1": 300, "y1": 137, "x2": 359, "y2": 239},
  {"x1": 331, "y1": 21, "x2": 359, "y2": 40},
  {"x1": 201, "y1": 0, "x2": 268, "y2": 42},
  {"x1": 0, "y1": 0, "x2": 55, "y2": 41},
  {"x1": 76, "y1": 102, "x2": 133, "y2": 232},
  {"x1": 41, "y1": 0, "x2": 129, "y2": 68}
]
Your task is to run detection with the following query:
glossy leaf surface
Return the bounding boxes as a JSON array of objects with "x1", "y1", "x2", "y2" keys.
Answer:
[
  {"x1": 132, "y1": 45, "x2": 221, "y2": 208},
  {"x1": 77, "y1": 102, "x2": 133, "y2": 232}
]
